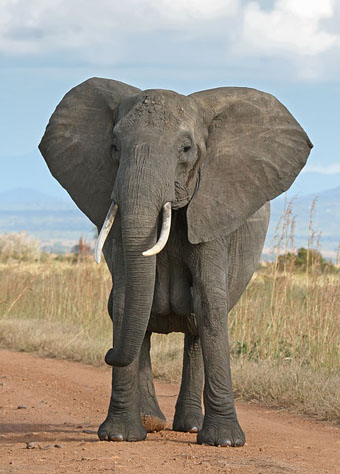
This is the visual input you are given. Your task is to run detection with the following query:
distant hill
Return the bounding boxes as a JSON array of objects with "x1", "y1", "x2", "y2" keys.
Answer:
[
  {"x1": 0, "y1": 188, "x2": 93, "y2": 252},
  {"x1": 0, "y1": 187, "x2": 339, "y2": 256},
  {"x1": 0, "y1": 188, "x2": 75, "y2": 211}
]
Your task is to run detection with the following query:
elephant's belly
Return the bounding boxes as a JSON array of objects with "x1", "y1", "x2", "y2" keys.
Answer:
[
  {"x1": 152, "y1": 252, "x2": 193, "y2": 316},
  {"x1": 149, "y1": 251, "x2": 194, "y2": 333},
  {"x1": 147, "y1": 312, "x2": 198, "y2": 335}
]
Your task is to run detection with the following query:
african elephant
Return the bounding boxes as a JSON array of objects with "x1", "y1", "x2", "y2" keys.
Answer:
[{"x1": 39, "y1": 78, "x2": 312, "y2": 446}]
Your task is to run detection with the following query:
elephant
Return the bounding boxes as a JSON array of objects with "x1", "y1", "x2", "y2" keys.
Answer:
[{"x1": 39, "y1": 78, "x2": 312, "y2": 447}]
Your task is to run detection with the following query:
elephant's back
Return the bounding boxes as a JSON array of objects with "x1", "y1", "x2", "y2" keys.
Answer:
[{"x1": 226, "y1": 202, "x2": 270, "y2": 311}]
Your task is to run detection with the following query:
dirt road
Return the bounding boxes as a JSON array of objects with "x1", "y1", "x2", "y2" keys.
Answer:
[{"x1": 0, "y1": 349, "x2": 339, "y2": 473}]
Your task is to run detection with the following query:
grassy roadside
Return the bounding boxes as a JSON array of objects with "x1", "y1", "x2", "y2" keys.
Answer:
[{"x1": 0, "y1": 252, "x2": 339, "y2": 425}]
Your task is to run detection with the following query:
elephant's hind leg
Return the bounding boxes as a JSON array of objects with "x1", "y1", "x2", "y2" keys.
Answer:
[
  {"x1": 139, "y1": 332, "x2": 166, "y2": 432},
  {"x1": 173, "y1": 333, "x2": 204, "y2": 433}
]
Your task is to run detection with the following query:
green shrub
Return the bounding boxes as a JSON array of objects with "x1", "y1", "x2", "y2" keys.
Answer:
[{"x1": 277, "y1": 247, "x2": 337, "y2": 273}]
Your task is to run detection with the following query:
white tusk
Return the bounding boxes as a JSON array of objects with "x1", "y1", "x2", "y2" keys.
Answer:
[
  {"x1": 142, "y1": 202, "x2": 172, "y2": 257},
  {"x1": 94, "y1": 202, "x2": 118, "y2": 264}
]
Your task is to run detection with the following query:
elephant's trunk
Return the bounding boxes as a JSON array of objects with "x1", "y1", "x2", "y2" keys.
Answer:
[
  {"x1": 105, "y1": 211, "x2": 158, "y2": 367},
  {"x1": 104, "y1": 149, "x2": 172, "y2": 367}
]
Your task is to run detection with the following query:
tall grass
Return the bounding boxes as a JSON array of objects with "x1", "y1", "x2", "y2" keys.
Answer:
[
  {"x1": 0, "y1": 258, "x2": 112, "y2": 364},
  {"x1": 0, "y1": 204, "x2": 339, "y2": 423},
  {"x1": 229, "y1": 267, "x2": 340, "y2": 371}
]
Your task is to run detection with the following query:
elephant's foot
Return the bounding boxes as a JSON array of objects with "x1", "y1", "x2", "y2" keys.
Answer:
[
  {"x1": 173, "y1": 405, "x2": 203, "y2": 433},
  {"x1": 98, "y1": 415, "x2": 147, "y2": 442},
  {"x1": 197, "y1": 418, "x2": 245, "y2": 447},
  {"x1": 139, "y1": 397, "x2": 166, "y2": 432}
]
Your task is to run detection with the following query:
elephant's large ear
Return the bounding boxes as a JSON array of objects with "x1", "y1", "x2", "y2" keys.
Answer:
[
  {"x1": 187, "y1": 87, "x2": 312, "y2": 244},
  {"x1": 39, "y1": 77, "x2": 140, "y2": 227}
]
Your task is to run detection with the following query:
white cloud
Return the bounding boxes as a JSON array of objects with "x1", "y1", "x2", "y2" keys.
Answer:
[
  {"x1": 241, "y1": 0, "x2": 340, "y2": 56},
  {"x1": 0, "y1": 0, "x2": 339, "y2": 80},
  {"x1": 280, "y1": 0, "x2": 335, "y2": 21},
  {"x1": 0, "y1": 0, "x2": 238, "y2": 56},
  {"x1": 0, "y1": 0, "x2": 124, "y2": 57},
  {"x1": 149, "y1": 0, "x2": 238, "y2": 23},
  {"x1": 302, "y1": 164, "x2": 340, "y2": 175},
  {"x1": 233, "y1": 0, "x2": 340, "y2": 79}
]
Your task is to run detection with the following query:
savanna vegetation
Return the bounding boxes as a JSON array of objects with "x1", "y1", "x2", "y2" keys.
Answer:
[{"x1": 0, "y1": 206, "x2": 339, "y2": 425}]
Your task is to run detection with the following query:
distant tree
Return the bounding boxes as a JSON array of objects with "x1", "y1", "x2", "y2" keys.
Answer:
[
  {"x1": 276, "y1": 251, "x2": 295, "y2": 271},
  {"x1": 72, "y1": 237, "x2": 91, "y2": 260},
  {"x1": 277, "y1": 247, "x2": 336, "y2": 273},
  {"x1": 296, "y1": 247, "x2": 329, "y2": 271}
]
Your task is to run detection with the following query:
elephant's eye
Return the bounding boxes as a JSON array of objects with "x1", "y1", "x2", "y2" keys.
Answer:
[
  {"x1": 178, "y1": 136, "x2": 194, "y2": 163},
  {"x1": 181, "y1": 140, "x2": 192, "y2": 154},
  {"x1": 111, "y1": 141, "x2": 120, "y2": 165}
]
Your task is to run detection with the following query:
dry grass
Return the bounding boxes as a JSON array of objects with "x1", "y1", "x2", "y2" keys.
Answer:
[
  {"x1": 0, "y1": 258, "x2": 112, "y2": 365},
  {"x1": 229, "y1": 270, "x2": 340, "y2": 372},
  {"x1": 231, "y1": 359, "x2": 340, "y2": 422},
  {"x1": 0, "y1": 210, "x2": 339, "y2": 424}
]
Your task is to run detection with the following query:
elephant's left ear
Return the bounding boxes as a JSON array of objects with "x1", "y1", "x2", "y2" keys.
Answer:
[{"x1": 187, "y1": 87, "x2": 313, "y2": 244}]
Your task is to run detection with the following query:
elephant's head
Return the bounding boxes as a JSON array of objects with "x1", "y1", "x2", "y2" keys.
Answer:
[{"x1": 39, "y1": 78, "x2": 312, "y2": 367}]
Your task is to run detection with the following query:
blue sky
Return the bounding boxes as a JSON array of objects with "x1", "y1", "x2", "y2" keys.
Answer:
[{"x1": 1, "y1": 0, "x2": 339, "y2": 201}]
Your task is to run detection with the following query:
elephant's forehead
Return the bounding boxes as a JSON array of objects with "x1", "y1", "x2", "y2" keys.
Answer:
[{"x1": 116, "y1": 90, "x2": 194, "y2": 133}]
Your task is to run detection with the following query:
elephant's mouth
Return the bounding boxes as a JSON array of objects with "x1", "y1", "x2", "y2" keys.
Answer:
[
  {"x1": 173, "y1": 171, "x2": 200, "y2": 210},
  {"x1": 173, "y1": 182, "x2": 192, "y2": 210},
  {"x1": 95, "y1": 202, "x2": 172, "y2": 263}
]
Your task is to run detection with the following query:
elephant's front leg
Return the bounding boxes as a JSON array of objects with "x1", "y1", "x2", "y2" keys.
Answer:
[
  {"x1": 98, "y1": 283, "x2": 146, "y2": 441},
  {"x1": 98, "y1": 353, "x2": 147, "y2": 442},
  {"x1": 191, "y1": 243, "x2": 245, "y2": 447}
]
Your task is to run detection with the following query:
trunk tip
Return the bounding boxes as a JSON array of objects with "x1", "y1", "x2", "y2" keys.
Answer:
[{"x1": 105, "y1": 348, "x2": 135, "y2": 367}]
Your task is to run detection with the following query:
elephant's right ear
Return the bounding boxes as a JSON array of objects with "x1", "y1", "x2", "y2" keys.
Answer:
[{"x1": 39, "y1": 77, "x2": 140, "y2": 227}]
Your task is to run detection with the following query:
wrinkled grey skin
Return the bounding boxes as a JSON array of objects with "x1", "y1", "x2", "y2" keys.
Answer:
[{"x1": 39, "y1": 78, "x2": 312, "y2": 447}]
